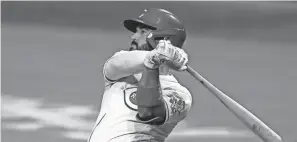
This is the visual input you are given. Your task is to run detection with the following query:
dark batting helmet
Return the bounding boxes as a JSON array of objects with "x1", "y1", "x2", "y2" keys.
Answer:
[{"x1": 124, "y1": 8, "x2": 186, "y2": 48}]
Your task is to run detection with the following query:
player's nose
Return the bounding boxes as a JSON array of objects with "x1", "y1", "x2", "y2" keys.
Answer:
[{"x1": 130, "y1": 32, "x2": 140, "y2": 40}]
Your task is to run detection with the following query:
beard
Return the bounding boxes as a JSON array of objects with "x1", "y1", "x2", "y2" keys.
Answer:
[
  {"x1": 129, "y1": 40, "x2": 138, "y2": 51},
  {"x1": 129, "y1": 40, "x2": 153, "y2": 51}
]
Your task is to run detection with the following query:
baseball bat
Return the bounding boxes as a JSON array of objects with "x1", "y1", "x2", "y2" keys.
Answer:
[{"x1": 186, "y1": 65, "x2": 282, "y2": 142}]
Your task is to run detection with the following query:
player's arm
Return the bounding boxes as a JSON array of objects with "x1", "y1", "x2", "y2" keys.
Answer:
[
  {"x1": 135, "y1": 40, "x2": 189, "y2": 125},
  {"x1": 103, "y1": 50, "x2": 150, "y2": 82},
  {"x1": 162, "y1": 88, "x2": 192, "y2": 124},
  {"x1": 136, "y1": 68, "x2": 192, "y2": 125},
  {"x1": 136, "y1": 67, "x2": 166, "y2": 124}
]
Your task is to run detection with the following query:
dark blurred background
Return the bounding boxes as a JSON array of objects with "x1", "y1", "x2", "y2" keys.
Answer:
[{"x1": 2, "y1": 1, "x2": 297, "y2": 42}]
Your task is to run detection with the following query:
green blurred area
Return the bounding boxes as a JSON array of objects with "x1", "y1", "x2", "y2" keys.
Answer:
[{"x1": 2, "y1": 1, "x2": 297, "y2": 42}]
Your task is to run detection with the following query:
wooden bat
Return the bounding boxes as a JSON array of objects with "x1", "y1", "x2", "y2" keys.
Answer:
[{"x1": 186, "y1": 65, "x2": 282, "y2": 142}]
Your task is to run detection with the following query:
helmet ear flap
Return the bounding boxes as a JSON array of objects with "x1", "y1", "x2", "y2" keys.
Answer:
[{"x1": 146, "y1": 30, "x2": 176, "y2": 49}]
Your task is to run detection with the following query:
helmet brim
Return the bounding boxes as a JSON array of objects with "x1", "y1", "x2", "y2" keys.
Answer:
[{"x1": 124, "y1": 19, "x2": 156, "y2": 33}]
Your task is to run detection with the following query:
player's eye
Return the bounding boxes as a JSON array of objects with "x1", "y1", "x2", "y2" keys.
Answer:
[{"x1": 141, "y1": 29, "x2": 146, "y2": 34}]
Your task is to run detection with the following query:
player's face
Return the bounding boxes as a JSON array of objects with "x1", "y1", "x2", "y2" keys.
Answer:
[{"x1": 129, "y1": 26, "x2": 152, "y2": 51}]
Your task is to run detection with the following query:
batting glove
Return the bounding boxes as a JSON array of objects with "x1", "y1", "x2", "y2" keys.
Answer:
[
  {"x1": 144, "y1": 40, "x2": 188, "y2": 71},
  {"x1": 144, "y1": 48, "x2": 164, "y2": 69}
]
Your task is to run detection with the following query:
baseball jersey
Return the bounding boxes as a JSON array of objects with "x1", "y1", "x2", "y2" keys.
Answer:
[{"x1": 88, "y1": 51, "x2": 192, "y2": 142}]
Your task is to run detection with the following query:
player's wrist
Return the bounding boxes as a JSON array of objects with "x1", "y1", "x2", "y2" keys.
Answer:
[
  {"x1": 138, "y1": 67, "x2": 160, "y2": 87},
  {"x1": 144, "y1": 50, "x2": 162, "y2": 69}
]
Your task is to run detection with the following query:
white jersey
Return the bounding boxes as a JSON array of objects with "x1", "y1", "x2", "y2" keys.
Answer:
[{"x1": 88, "y1": 51, "x2": 192, "y2": 142}]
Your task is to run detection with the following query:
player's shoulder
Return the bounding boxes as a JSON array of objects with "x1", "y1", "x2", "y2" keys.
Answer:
[
  {"x1": 161, "y1": 76, "x2": 193, "y2": 123},
  {"x1": 105, "y1": 50, "x2": 129, "y2": 62},
  {"x1": 103, "y1": 50, "x2": 129, "y2": 85},
  {"x1": 161, "y1": 75, "x2": 190, "y2": 93},
  {"x1": 164, "y1": 85, "x2": 192, "y2": 103},
  {"x1": 111, "y1": 50, "x2": 129, "y2": 57},
  {"x1": 104, "y1": 50, "x2": 128, "y2": 68},
  {"x1": 161, "y1": 75, "x2": 192, "y2": 103}
]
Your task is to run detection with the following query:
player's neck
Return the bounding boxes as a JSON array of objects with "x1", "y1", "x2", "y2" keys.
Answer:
[{"x1": 159, "y1": 65, "x2": 170, "y2": 75}]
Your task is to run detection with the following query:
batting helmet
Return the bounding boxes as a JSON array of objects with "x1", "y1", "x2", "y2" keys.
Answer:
[{"x1": 124, "y1": 8, "x2": 186, "y2": 48}]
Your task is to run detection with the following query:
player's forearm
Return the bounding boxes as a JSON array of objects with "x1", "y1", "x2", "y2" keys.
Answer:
[
  {"x1": 104, "y1": 51, "x2": 149, "y2": 81},
  {"x1": 136, "y1": 67, "x2": 165, "y2": 122}
]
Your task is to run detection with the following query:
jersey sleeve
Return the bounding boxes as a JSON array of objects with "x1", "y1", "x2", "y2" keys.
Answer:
[
  {"x1": 162, "y1": 87, "x2": 192, "y2": 124},
  {"x1": 103, "y1": 50, "x2": 128, "y2": 87}
]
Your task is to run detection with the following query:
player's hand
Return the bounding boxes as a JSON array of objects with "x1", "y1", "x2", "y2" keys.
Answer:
[
  {"x1": 156, "y1": 40, "x2": 188, "y2": 71},
  {"x1": 144, "y1": 40, "x2": 188, "y2": 71},
  {"x1": 144, "y1": 47, "x2": 164, "y2": 69}
]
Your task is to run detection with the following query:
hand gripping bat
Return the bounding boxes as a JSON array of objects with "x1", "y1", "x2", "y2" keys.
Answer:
[{"x1": 147, "y1": 31, "x2": 282, "y2": 142}]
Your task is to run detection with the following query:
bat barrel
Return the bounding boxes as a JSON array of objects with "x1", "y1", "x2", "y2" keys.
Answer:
[{"x1": 186, "y1": 65, "x2": 282, "y2": 142}]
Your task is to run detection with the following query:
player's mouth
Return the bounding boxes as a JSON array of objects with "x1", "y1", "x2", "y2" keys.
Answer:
[{"x1": 129, "y1": 40, "x2": 138, "y2": 51}]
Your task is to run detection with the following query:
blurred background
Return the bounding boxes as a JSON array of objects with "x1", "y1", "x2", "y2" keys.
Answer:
[{"x1": 2, "y1": 1, "x2": 297, "y2": 142}]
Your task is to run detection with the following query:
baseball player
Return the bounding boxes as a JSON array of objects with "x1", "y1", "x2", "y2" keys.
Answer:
[{"x1": 88, "y1": 8, "x2": 192, "y2": 142}]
